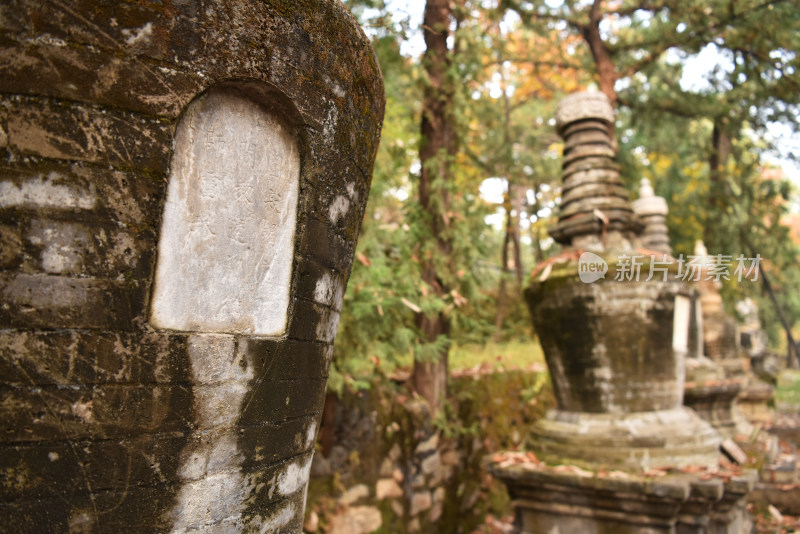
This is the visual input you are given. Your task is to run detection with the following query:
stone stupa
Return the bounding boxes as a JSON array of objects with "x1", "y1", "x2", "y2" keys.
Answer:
[
  {"x1": 488, "y1": 91, "x2": 755, "y2": 534},
  {"x1": 526, "y1": 92, "x2": 720, "y2": 471}
]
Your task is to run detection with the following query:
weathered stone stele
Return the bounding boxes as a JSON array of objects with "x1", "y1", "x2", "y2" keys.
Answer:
[
  {"x1": 0, "y1": 1, "x2": 384, "y2": 532},
  {"x1": 151, "y1": 90, "x2": 299, "y2": 335}
]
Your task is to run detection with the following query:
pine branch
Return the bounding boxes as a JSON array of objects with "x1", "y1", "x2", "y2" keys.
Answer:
[
  {"x1": 486, "y1": 57, "x2": 583, "y2": 71},
  {"x1": 605, "y1": 0, "x2": 671, "y2": 19}
]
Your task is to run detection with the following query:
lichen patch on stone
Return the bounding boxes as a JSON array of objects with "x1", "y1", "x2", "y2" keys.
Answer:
[
  {"x1": 0, "y1": 172, "x2": 96, "y2": 210},
  {"x1": 276, "y1": 456, "x2": 313, "y2": 497},
  {"x1": 122, "y1": 22, "x2": 153, "y2": 47},
  {"x1": 328, "y1": 195, "x2": 350, "y2": 225}
]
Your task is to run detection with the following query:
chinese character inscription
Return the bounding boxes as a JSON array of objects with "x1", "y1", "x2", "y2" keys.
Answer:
[{"x1": 151, "y1": 90, "x2": 299, "y2": 335}]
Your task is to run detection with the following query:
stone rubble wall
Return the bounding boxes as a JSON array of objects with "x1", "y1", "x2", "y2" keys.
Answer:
[{"x1": 304, "y1": 369, "x2": 552, "y2": 534}]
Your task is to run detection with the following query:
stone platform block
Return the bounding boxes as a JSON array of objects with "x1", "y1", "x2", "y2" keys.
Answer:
[
  {"x1": 684, "y1": 379, "x2": 750, "y2": 438},
  {"x1": 531, "y1": 408, "x2": 721, "y2": 471},
  {"x1": 488, "y1": 455, "x2": 756, "y2": 534}
]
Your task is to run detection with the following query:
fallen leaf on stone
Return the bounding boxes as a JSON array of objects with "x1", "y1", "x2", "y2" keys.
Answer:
[
  {"x1": 552, "y1": 465, "x2": 593, "y2": 477},
  {"x1": 539, "y1": 262, "x2": 553, "y2": 281},
  {"x1": 680, "y1": 465, "x2": 706, "y2": 473},
  {"x1": 768, "y1": 504, "x2": 783, "y2": 523}
]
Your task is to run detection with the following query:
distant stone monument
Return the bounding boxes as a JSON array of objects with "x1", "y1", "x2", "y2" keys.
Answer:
[
  {"x1": 737, "y1": 298, "x2": 769, "y2": 360},
  {"x1": 0, "y1": 2, "x2": 384, "y2": 532},
  {"x1": 633, "y1": 177, "x2": 672, "y2": 255},
  {"x1": 489, "y1": 92, "x2": 755, "y2": 534},
  {"x1": 677, "y1": 241, "x2": 753, "y2": 438},
  {"x1": 695, "y1": 242, "x2": 743, "y2": 372},
  {"x1": 692, "y1": 243, "x2": 775, "y2": 425},
  {"x1": 736, "y1": 298, "x2": 778, "y2": 382}
]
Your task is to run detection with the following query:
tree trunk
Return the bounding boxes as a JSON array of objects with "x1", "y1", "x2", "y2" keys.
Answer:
[
  {"x1": 706, "y1": 119, "x2": 732, "y2": 247},
  {"x1": 511, "y1": 183, "x2": 524, "y2": 287},
  {"x1": 579, "y1": 0, "x2": 618, "y2": 144},
  {"x1": 529, "y1": 182, "x2": 545, "y2": 263},
  {"x1": 532, "y1": 222, "x2": 545, "y2": 263},
  {"x1": 760, "y1": 268, "x2": 800, "y2": 368},
  {"x1": 413, "y1": 0, "x2": 455, "y2": 414},
  {"x1": 493, "y1": 192, "x2": 512, "y2": 342},
  {"x1": 493, "y1": 75, "x2": 520, "y2": 341},
  {"x1": 319, "y1": 392, "x2": 338, "y2": 457},
  {"x1": 580, "y1": 25, "x2": 617, "y2": 107}
]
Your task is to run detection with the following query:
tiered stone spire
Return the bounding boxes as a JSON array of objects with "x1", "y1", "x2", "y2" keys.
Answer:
[
  {"x1": 549, "y1": 92, "x2": 635, "y2": 249},
  {"x1": 632, "y1": 178, "x2": 671, "y2": 255}
]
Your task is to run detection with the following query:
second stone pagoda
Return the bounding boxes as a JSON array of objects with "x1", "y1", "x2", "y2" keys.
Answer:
[
  {"x1": 526, "y1": 91, "x2": 720, "y2": 471},
  {"x1": 488, "y1": 91, "x2": 757, "y2": 534}
]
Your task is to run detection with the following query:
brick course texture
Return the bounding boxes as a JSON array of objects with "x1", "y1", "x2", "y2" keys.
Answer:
[{"x1": 0, "y1": 1, "x2": 384, "y2": 532}]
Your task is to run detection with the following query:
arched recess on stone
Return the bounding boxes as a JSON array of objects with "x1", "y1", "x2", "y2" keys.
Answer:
[
  {"x1": 147, "y1": 82, "x2": 313, "y2": 532},
  {"x1": 150, "y1": 81, "x2": 305, "y2": 336}
]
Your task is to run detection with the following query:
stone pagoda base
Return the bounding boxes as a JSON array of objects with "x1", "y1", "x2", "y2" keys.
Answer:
[
  {"x1": 531, "y1": 408, "x2": 721, "y2": 471},
  {"x1": 737, "y1": 380, "x2": 774, "y2": 424},
  {"x1": 684, "y1": 380, "x2": 752, "y2": 438},
  {"x1": 488, "y1": 457, "x2": 756, "y2": 534}
]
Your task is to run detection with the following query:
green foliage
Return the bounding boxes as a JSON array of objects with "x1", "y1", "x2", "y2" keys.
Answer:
[
  {"x1": 775, "y1": 370, "x2": 800, "y2": 409},
  {"x1": 333, "y1": 1, "x2": 569, "y2": 391},
  {"x1": 329, "y1": 13, "x2": 422, "y2": 392},
  {"x1": 450, "y1": 340, "x2": 544, "y2": 370},
  {"x1": 334, "y1": 0, "x2": 800, "y2": 393}
]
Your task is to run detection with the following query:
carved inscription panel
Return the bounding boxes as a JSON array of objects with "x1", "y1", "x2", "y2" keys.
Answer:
[{"x1": 151, "y1": 91, "x2": 299, "y2": 335}]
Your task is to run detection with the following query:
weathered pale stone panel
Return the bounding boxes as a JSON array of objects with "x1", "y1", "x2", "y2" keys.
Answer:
[
  {"x1": 151, "y1": 90, "x2": 299, "y2": 336},
  {"x1": 673, "y1": 294, "x2": 691, "y2": 355}
]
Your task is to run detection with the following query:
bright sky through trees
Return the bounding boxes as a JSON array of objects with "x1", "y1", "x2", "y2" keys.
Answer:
[{"x1": 374, "y1": 0, "x2": 799, "y2": 183}]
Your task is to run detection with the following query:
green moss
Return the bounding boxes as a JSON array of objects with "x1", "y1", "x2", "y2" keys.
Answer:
[{"x1": 532, "y1": 252, "x2": 683, "y2": 285}]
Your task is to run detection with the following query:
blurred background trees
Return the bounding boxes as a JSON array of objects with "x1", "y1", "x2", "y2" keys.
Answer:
[{"x1": 332, "y1": 0, "x2": 800, "y2": 408}]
